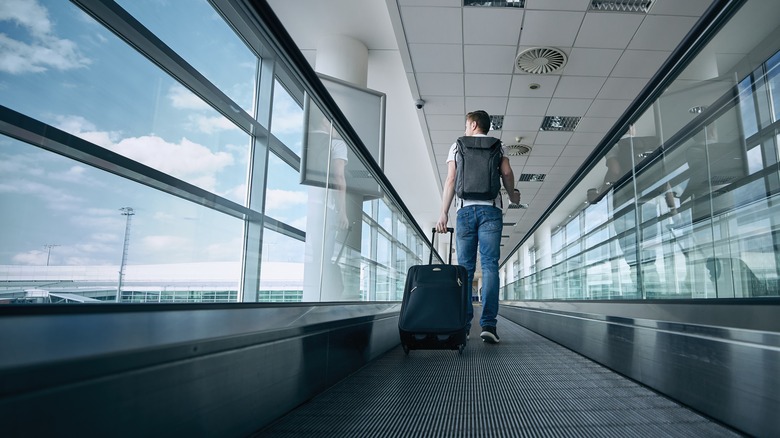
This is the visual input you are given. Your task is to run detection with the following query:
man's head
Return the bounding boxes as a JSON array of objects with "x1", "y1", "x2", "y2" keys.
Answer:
[{"x1": 465, "y1": 110, "x2": 490, "y2": 135}]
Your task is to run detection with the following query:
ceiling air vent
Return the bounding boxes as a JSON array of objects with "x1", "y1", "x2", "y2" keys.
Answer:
[
  {"x1": 519, "y1": 173, "x2": 545, "y2": 182},
  {"x1": 465, "y1": 0, "x2": 524, "y2": 7},
  {"x1": 589, "y1": 0, "x2": 653, "y2": 13},
  {"x1": 540, "y1": 116, "x2": 580, "y2": 132},
  {"x1": 504, "y1": 137, "x2": 532, "y2": 156},
  {"x1": 515, "y1": 47, "x2": 567, "y2": 75}
]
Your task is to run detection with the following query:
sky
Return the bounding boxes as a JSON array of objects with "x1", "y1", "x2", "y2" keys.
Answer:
[{"x1": 0, "y1": 0, "x2": 312, "y2": 268}]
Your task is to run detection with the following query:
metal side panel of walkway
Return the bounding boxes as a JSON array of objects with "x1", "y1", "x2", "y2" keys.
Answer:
[{"x1": 254, "y1": 314, "x2": 741, "y2": 437}]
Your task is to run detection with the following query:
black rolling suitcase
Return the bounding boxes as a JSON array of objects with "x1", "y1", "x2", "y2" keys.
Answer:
[{"x1": 399, "y1": 228, "x2": 469, "y2": 355}]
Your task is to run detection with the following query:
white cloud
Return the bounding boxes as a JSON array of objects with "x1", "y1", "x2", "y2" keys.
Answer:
[
  {"x1": 0, "y1": 1, "x2": 90, "y2": 74},
  {"x1": 12, "y1": 250, "x2": 46, "y2": 265},
  {"x1": 265, "y1": 189, "x2": 307, "y2": 211},
  {"x1": 168, "y1": 84, "x2": 210, "y2": 111},
  {"x1": 0, "y1": 178, "x2": 83, "y2": 211},
  {"x1": 54, "y1": 115, "x2": 118, "y2": 147},
  {"x1": 111, "y1": 135, "x2": 234, "y2": 189},
  {"x1": 190, "y1": 114, "x2": 236, "y2": 134}
]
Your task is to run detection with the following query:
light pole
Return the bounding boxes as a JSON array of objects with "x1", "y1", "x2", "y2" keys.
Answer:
[
  {"x1": 43, "y1": 244, "x2": 59, "y2": 266},
  {"x1": 117, "y1": 207, "x2": 135, "y2": 302}
]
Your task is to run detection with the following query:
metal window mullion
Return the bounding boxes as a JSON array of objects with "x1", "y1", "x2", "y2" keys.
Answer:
[{"x1": 240, "y1": 56, "x2": 274, "y2": 302}]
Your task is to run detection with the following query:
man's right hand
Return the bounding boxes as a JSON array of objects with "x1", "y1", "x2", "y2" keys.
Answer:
[
  {"x1": 435, "y1": 214, "x2": 449, "y2": 233},
  {"x1": 509, "y1": 189, "x2": 521, "y2": 205}
]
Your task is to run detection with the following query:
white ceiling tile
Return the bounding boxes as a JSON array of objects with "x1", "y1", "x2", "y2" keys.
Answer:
[
  {"x1": 464, "y1": 97, "x2": 509, "y2": 114},
  {"x1": 464, "y1": 45, "x2": 518, "y2": 73},
  {"x1": 525, "y1": 0, "x2": 589, "y2": 11},
  {"x1": 546, "y1": 98, "x2": 592, "y2": 116},
  {"x1": 535, "y1": 131, "x2": 573, "y2": 145},
  {"x1": 409, "y1": 44, "x2": 464, "y2": 73},
  {"x1": 530, "y1": 144, "x2": 564, "y2": 157},
  {"x1": 574, "y1": 12, "x2": 644, "y2": 49},
  {"x1": 401, "y1": 6, "x2": 462, "y2": 44},
  {"x1": 628, "y1": 15, "x2": 698, "y2": 51},
  {"x1": 503, "y1": 115, "x2": 545, "y2": 132},
  {"x1": 597, "y1": 77, "x2": 649, "y2": 99},
  {"x1": 562, "y1": 145, "x2": 597, "y2": 157},
  {"x1": 519, "y1": 11, "x2": 584, "y2": 47},
  {"x1": 401, "y1": 0, "x2": 459, "y2": 4},
  {"x1": 430, "y1": 130, "x2": 463, "y2": 143},
  {"x1": 466, "y1": 74, "x2": 512, "y2": 96},
  {"x1": 520, "y1": 165, "x2": 553, "y2": 174},
  {"x1": 427, "y1": 114, "x2": 467, "y2": 131},
  {"x1": 422, "y1": 96, "x2": 466, "y2": 115},
  {"x1": 554, "y1": 76, "x2": 607, "y2": 98},
  {"x1": 464, "y1": 8, "x2": 524, "y2": 45},
  {"x1": 506, "y1": 97, "x2": 551, "y2": 116},
  {"x1": 586, "y1": 99, "x2": 631, "y2": 117},
  {"x1": 563, "y1": 48, "x2": 623, "y2": 76},
  {"x1": 649, "y1": 0, "x2": 713, "y2": 16},
  {"x1": 416, "y1": 73, "x2": 464, "y2": 96},
  {"x1": 526, "y1": 156, "x2": 559, "y2": 166},
  {"x1": 500, "y1": 130, "x2": 539, "y2": 144},
  {"x1": 509, "y1": 75, "x2": 560, "y2": 97},
  {"x1": 575, "y1": 117, "x2": 614, "y2": 133},
  {"x1": 612, "y1": 50, "x2": 672, "y2": 78},
  {"x1": 554, "y1": 155, "x2": 585, "y2": 166},
  {"x1": 569, "y1": 132, "x2": 606, "y2": 146}
]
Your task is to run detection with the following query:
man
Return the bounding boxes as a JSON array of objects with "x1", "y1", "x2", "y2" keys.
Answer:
[{"x1": 435, "y1": 110, "x2": 520, "y2": 344}]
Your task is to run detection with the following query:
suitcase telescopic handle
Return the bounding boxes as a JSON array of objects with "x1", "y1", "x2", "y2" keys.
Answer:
[{"x1": 430, "y1": 227, "x2": 454, "y2": 265}]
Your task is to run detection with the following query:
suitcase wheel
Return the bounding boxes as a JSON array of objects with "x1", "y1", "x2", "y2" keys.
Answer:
[
  {"x1": 402, "y1": 343, "x2": 410, "y2": 355},
  {"x1": 458, "y1": 344, "x2": 465, "y2": 355}
]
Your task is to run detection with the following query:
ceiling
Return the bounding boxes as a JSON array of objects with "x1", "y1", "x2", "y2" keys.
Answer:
[{"x1": 266, "y1": 0, "x2": 716, "y2": 259}]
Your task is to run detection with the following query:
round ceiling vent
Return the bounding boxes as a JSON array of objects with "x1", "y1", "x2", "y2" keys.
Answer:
[
  {"x1": 515, "y1": 47, "x2": 567, "y2": 74},
  {"x1": 504, "y1": 143, "x2": 532, "y2": 156}
]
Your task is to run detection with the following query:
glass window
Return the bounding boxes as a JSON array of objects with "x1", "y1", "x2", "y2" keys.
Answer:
[
  {"x1": 116, "y1": 0, "x2": 257, "y2": 113},
  {"x1": 271, "y1": 81, "x2": 304, "y2": 156},
  {"x1": 0, "y1": 1, "x2": 250, "y2": 204},
  {"x1": 0, "y1": 137, "x2": 243, "y2": 303}
]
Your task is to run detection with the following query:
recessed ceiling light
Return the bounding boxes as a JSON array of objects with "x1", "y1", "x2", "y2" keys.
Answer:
[
  {"x1": 589, "y1": 0, "x2": 653, "y2": 13},
  {"x1": 540, "y1": 116, "x2": 580, "y2": 132}
]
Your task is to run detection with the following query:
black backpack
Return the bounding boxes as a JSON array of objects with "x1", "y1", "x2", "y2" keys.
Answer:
[{"x1": 455, "y1": 136, "x2": 503, "y2": 201}]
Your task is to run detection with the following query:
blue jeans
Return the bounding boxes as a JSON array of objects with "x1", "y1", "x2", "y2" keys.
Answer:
[{"x1": 456, "y1": 205, "x2": 503, "y2": 329}]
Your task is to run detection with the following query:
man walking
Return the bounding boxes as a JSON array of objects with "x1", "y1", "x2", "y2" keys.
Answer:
[{"x1": 435, "y1": 110, "x2": 521, "y2": 344}]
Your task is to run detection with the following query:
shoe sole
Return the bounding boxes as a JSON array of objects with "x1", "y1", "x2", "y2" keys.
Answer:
[{"x1": 480, "y1": 331, "x2": 499, "y2": 344}]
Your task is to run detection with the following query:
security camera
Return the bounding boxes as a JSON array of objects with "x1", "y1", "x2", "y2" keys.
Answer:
[{"x1": 415, "y1": 99, "x2": 425, "y2": 110}]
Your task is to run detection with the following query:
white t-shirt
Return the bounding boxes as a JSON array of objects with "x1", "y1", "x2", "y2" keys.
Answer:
[{"x1": 446, "y1": 134, "x2": 506, "y2": 210}]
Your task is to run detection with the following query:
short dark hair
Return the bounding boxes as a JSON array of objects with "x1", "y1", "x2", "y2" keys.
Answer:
[{"x1": 466, "y1": 110, "x2": 491, "y2": 134}]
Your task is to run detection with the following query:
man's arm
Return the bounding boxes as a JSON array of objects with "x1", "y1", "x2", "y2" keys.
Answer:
[
  {"x1": 500, "y1": 157, "x2": 521, "y2": 204},
  {"x1": 436, "y1": 160, "x2": 456, "y2": 233}
]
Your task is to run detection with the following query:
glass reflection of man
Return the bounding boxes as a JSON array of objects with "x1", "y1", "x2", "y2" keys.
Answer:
[
  {"x1": 302, "y1": 111, "x2": 350, "y2": 301},
  {"x1": 604, "y1": 125, "x2": 675, "y2": 298}
]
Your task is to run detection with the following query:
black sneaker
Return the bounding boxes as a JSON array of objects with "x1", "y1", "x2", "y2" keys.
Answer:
[{"x1": 480, "y1": 326, "x2": 500, "y2": 344}]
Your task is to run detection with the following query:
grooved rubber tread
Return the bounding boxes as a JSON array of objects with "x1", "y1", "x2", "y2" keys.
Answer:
[{"x1": 254, "y1": 314, "x2": 740, "y2": 437}]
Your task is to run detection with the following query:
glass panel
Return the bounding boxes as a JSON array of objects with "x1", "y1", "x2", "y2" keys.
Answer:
[
  {"x1": 266, "y1": 152, "x2": 308, "y2": 229},
  {"x1": 258, "y1": 229, "x2": 304, "y2": 302},
  {"x1": 0, "y1": 1, "x2": 250, "y2": 204},
  {"x1": 0, "y1": 137, "x2": 242, "y2": 303},
  {"x1": 271, "y1": 81, "x2": 304, "y2": 156},
  {"x1": 116, "y1": 0, "x2": 257, "y2": 113}
]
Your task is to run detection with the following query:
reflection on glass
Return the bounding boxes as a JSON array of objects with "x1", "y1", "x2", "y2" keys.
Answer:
[{"x1": 502, "y1": 0, "x2": 780, "y2": 301}]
